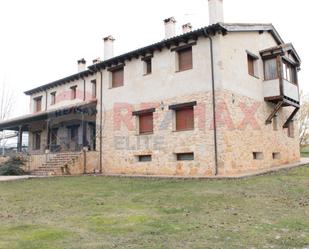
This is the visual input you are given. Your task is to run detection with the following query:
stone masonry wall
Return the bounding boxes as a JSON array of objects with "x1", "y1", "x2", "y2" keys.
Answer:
[{"x1": 99, "y1": 90, "x2": 300, "y2": 176}]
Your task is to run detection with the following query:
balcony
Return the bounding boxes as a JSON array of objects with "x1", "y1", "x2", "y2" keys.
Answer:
[
  {"x1": 260, "y1": 43, "x2": 301, "y2": 127},
  {"x1": 263, "y1": 78, "x2": 299, "y2": 103}
]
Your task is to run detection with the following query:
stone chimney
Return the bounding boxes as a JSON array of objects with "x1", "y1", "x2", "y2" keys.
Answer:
[
  {"x1": 77, "y1": 58, "x2": 86, "y2": 72},
  {"x1": 92, "y1": 58, "x2": 101, "y2": 64},
  {"x1": 182, "y1": 23, "x2": 192, "y2": 33},
  {"x1": 103, "y1": 35, "x2": 115, "y2": 60},
  {"x1": 208, "y1": 0, "x2": 224, "y2": 25},
  {"x1": 164, "y1": 17, "x2": 176, "y2": 39}
]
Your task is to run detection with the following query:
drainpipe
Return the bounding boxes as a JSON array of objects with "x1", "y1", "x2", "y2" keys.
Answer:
[
  {"x1": 89, "y1": 66, "x2": 103, "y2": 174},
  {"x1": 203, "y1": 28, "x2": 219, "y2": 176},
  {"x1": 98, "y1": 70, "x2": 103, "y2": 174},
  {"x1": 45, "y1": 90, "x2": 48, "y2": 110},
  {"x1": 82, "y1": 76, "x2": 86, "y2": 101}
]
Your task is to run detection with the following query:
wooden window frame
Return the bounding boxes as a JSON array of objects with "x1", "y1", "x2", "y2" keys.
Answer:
[
  {"x1": 34, "y1": 96, "x2": 42, "y2": 112},
  {"x1": 176, "y1": 46, "x2": 193, "y2": 72},
  {"x1": 133, "y1": 108, "x2": 155, "y2": 135},
  {"x1": 108, "y1": 65, "x2": 124, "y2": 88},
  {"x1": 263, "y1": 57, "x2": 279, "y2": 81},
  {"x1": 50, "y1": 92, "x2": 56, "y2": 105},
  {"x1": 246, "y1": 51, "x2": 259, "y2": 78},
  {"x1": 169, "y1": 102, "x2": 196, "y2": 132}
]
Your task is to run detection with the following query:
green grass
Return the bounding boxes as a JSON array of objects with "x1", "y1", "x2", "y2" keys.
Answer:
[
  {"x1": 301, "y1": 146, "x2": 309, "y2": 157},
  {"x1": 0, "y1": 167, "x2": 309, "y2": 249}
]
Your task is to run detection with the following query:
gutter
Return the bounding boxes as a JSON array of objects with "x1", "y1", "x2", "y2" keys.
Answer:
[{"x1": 203, "y1": 28, "x2": 219, "y2": 176}]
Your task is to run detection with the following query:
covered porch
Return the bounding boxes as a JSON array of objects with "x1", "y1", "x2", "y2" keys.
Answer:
[{"x1": 0, "y1": 101, "x2": 97, "y2": 155}]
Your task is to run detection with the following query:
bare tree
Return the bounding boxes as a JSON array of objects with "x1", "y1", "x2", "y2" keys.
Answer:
[
  {"x1": 0, "y1": 80, "x2": 15, "y2": 121},
  {"x1": 298, "y1": 92, "x2": 309, "y2": 147},
  {"x1": 0, "y1": 81, "x2": 16, "y2": 155}
]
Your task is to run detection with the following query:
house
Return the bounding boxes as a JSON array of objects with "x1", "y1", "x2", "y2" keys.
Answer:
[{"x1": 0, "y1": 0, "x2": 301, "y2": 176}]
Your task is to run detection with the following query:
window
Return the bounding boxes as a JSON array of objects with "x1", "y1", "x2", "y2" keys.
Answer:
[
  {"x1": 112, "y1": 68, "x2": 124, "y2": 88},
  {"x1": 144, "y1": 58, "x2": 152, "y2": 75},
  {"x1": 178, "y1": 47, "x2": 193, "y2": 71},
  {"x1": 138, "y1": 155, "x2": 152, "y2": 162},
  {"x1": 34, "y1": 96, "x2": 42, "y2": 112},
  {"x1": 71, "y1": 86, "x2": 77, "y2": 100},
  {"x1": 264, "y1": 58, "x2": 278, "y2": 80},
  {"x1": 33, "y1": 132, "x2": 41, "y2": 150},
  {"x1": 287, "y1": 121, "x2": 294, "y2": 138},
  {"x1": 176, "y1": 106, "x2": 194, "y2": 131},
  {"x1": 253, "y1": 152, "x2": 263, "y2": 160},
  {"x1": 247, "y1": 53, "x2": 258, "y2": 77},
  {"x1": 283, "y1": 61, "x2": 297, "y2": 84},
  {"x1": 139, "y1": 112, "x2": 154, "y2": 134},
  {"x1": 272, "y1": 152, "x2": 280, "y2": 160},
  {"x1": 91, "y1": 80, "x2": 97, "y2": 98},
  {"x1": 50, "y1": 92, "x2": 56, "y2": 105},
  {"x1": 176, "y1": 152, "x2": 194, "y2": 161}
]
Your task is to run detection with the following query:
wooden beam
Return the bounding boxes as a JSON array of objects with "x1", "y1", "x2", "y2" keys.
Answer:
[
  {"x1": 265, "y1": 101, "x2": 283, "y2": 125},
  {"x1": 283, "y1": 107, "x2": 299, "y2": 128}
]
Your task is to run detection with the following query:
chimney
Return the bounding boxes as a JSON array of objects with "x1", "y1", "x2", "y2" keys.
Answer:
[
  {"x1": 103, "y1": 35, "x2": 115, "y2": 60},
  {"x1": 208, "y1": 0, "x2": 224, "y2": 25},
  {"x1": 93, "y1": 58, "x2": 101, "y2": 64},
  {"x1": 77, "y1": 58, "x2": 86, "y2": 72},
  {"x1": 182, "y1": 23, "x2": 192, "y2": 33},
  {"x1": 164, "y1": 17, "x2": 176, "y2": 39}
]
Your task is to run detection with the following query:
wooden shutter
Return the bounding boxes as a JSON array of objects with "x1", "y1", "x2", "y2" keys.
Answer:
[
  {"x1": 35, "y1": 97, "x2": 42, "y2": 112},
  {"x1": 112, "y1": 68, "x2": 124, "y2": 87},
  {"x1": 139, "y1": 112, "x2": 153, "y2": 134},
  {"x1": 176, "y1": 106, "x2": 194, "y2": 131},
  {"x1": 247, "y1": 55, "x2": 255, "y2": 76},
  {"x1": 178, "y1": 47, "x2": 192, "y2": 71}
]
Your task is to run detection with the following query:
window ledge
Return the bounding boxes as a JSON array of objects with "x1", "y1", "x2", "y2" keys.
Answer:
[
  {"x1": 173, "y1": 128, "x2": 194, "y2": 133},
  {"x1": 136, "y1": 132, "x2": 154, "y2": 136},
  {"x1": 175, "y1": 68, "x2": 193, "y2": 73}
]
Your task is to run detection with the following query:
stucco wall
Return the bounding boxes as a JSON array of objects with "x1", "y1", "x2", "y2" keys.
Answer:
[{"x1": 29, "y1": 75, "x2": 96, "y2": 113}]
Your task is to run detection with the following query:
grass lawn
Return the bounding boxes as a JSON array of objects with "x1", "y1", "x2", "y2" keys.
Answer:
[{"x1": 0, "y1": 167, "x2": 309, "y2": 249}]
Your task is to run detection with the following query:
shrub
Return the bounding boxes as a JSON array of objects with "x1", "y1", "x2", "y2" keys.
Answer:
[{"x1": 0, "y1": 156, "x2": 27, "y2": 176}]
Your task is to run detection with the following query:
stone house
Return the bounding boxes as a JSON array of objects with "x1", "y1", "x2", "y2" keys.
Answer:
[{"x1": 0, "y1": 0, "x2": 301, "y2": 176}]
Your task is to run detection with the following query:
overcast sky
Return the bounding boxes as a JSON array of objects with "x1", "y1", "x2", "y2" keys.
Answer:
[{"x1": 0, "y1": 0, "x2": 308, "y2": 118}]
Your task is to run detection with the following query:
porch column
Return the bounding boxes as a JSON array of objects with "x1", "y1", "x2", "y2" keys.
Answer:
[
  {"x1": 46, "y1": 119, "x2": 50, "y2": 151},
  {"x1": 17, "y1": 125, "x2": 23, "y2": 152},
  {"x1": 82, "y1": 113, "x2": 87, "y2": 147}
]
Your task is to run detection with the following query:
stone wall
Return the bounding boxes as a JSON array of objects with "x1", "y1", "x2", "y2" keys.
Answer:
[{"x1": 98, "y1": 90, "x2": 300, "y2": 176}]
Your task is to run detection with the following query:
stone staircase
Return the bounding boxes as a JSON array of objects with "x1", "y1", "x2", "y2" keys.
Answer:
[{"x1": 31, "y1": 152, "x2": 81, "y2": 176}]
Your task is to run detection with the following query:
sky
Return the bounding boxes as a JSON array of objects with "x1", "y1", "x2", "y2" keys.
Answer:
[{"x1": 0, "y1": 0, "x2": 308, "y2": 118}]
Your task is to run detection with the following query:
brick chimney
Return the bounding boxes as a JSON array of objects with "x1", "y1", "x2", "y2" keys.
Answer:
[
  {"x1": 164, "y1": 17, "x2": 176, "y2": 39},
  {"x1": 77, "y1": 58, "x2": 86, "y2": 72},
  {"x1": 182, "y1": 23, "x2": 192, "y2": 33},
  {"x1": 208, "y1": 0, "x2": 224, "y2": 25},
  {"x1": 103, "y1": 35, "x2": 115, "y2": 60}
]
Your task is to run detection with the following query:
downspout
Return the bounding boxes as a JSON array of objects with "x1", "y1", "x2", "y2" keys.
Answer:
[
  {"x1": 88, "y1": 66, "x2": 103, "y2": 174},
  {"x1": 82, "y1": 76, "x2": 86, "y2": 101},
  {"x1": 99, "y1": 70, "x2": 103, "y2": 174},
  {"x1": 203, "y1": 28, "x2": 219, "y2": 176}
]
